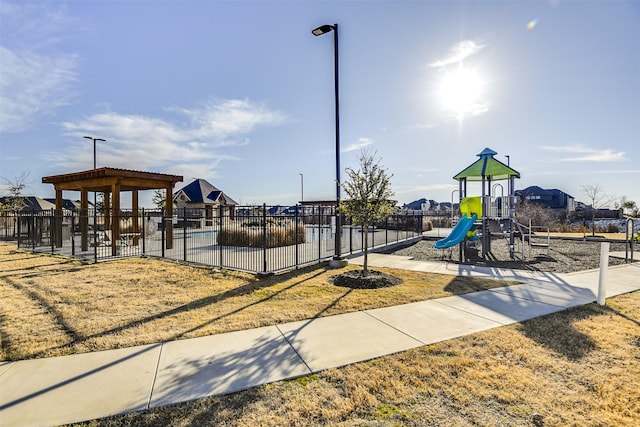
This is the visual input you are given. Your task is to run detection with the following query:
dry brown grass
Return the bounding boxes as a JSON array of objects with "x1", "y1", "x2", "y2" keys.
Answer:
[
  {"x1": 75, "y1": 292, "x2": 640, "y2": 427},
  {"x1": 3, "y1": 242, "x2": 638, "y2": 426},
  {"x1": 0, "y1": 242, "x2": 512, "y2": 361}
]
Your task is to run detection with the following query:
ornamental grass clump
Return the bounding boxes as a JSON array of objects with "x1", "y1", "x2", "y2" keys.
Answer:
[{"x1": 217, "y1": 221, "x2": 306, "y2": 248}]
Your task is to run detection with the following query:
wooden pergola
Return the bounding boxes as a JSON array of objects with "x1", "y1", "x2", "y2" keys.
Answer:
[{"x1": 43, "y1": 168, "x2": 183, "y2": 255}]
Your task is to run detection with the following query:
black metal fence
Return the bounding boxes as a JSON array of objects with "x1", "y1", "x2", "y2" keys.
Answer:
[{"x1": 1, "y1": 205, "x2": 425, "y2": 274}]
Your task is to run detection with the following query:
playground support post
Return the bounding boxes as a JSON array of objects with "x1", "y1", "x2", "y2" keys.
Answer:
[{"x1": 597, "y1": 242, "x2": 609, "y2": 305}]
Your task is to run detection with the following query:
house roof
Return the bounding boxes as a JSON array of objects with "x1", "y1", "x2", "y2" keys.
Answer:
[
  {"x1": 174, "y1": 179, "x2": 238, "y2": 205},
  {"x1": 516, "y1": 186, "x2": 550, "y2": 196},
  {"x1": 404, "y1": 198, "x2": 437, "y2": 210},
  {"x1": 516, "y1": 186, "x2": 574, "y2": 199},
  {"x1": 1, "y1": 196, "x2": 89, "y2": 212},
  {"x1": 0, "y1": 196, "x2": 55, "y2": 212},
  {"x1": 454, "y1": 147, "x2": 520, "y2": 182},
  {"x1": 43, "y1": 198, "x2": 84, "y2": 210}
]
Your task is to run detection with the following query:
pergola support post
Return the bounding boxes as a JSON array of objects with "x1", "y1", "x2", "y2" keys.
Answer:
[
  {"x1": 55, "y1": 188, "x2": 63, "y2": 248},
  {"x1": 80, "y1": 188, "x2": 89, "y2": 251},
  {"x1": 132, "y1": 190, "x2": 140, "y2": 246},
  {"x1": 111, "y1": 180, "x2": 121, "y2": 256},
  {"x1": 104, "y1": 191, "x2": 111, "y2": 231}
]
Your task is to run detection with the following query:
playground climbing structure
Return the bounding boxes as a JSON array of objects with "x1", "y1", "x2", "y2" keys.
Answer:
[{"x1": 449, "y1": 147, "x2": 521, "y2": 259}]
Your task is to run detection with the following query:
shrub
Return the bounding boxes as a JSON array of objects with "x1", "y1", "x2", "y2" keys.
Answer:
[
  {"x1": 606, "y1": 223, "x2": 620, "y2": 233},
  {"x1": 217, "y1": 222, "x2": 306, "y2": 248}
]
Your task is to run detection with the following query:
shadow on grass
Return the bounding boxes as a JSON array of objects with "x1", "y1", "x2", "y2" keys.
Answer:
[
  {"x1": 443, "y1": 276, "x2": 517, "y2": 295},
  {"x1": 518, "y1": 304, "x2": 606, "y2": 361},
  {"x1": 5, "y1": 263, "x2": 330, "y2": 359},
  {"x1": 0, "y1": 259, "x2": 81, "y2": 275}
]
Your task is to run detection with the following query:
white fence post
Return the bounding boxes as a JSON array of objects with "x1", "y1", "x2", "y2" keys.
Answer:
[{"x1": 597, "y1": 242, "x2": 610, "y2": 305}]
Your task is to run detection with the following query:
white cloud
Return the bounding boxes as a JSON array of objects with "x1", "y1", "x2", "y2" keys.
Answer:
[
  {"x1": 47, "y1": 99, "x2": 286, "y2": 178},
  {"x1": 0, "y1": 3, "x2": 79, "y2": 133},
  {"x1": 430, "y1": 40, "x2": 485, "y2": 68},
  {"x1": 172, "y1": 99, "x2": 286, "y2": 142},
  {"x1": 343, "y1": 137, "x2": 374, "y2": 153},
  {"x1": 541, "y1": 145, "x2": 626, "y2": 162}
]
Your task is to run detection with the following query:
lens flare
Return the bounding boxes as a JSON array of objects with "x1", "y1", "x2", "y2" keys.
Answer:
[{"x1": 527, "y1": 19, "x2": 538, "y2": 30}]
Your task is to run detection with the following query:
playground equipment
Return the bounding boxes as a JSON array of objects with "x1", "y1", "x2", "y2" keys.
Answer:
[
  {"x1": 437, "y1": 147, "x2": 521, "y2": 260},
  {"x1": 435, "y1": 213, "x2": 478, "y2": 249},
  {"x1": 511, "y1": 218, "x2": 550, "y2": 260}
]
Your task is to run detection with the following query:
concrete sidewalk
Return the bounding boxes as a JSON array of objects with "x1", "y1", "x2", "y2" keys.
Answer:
[{"x1": 1, "y1": 258, "x2": 639, "y2": 427}]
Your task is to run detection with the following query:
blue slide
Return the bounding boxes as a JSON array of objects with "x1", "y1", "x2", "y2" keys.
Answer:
[{"x1": 434, "y1": 214, "x2": 478, "y2": 249}]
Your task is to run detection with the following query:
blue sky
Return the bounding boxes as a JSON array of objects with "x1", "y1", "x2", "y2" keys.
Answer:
[{"x1": 1, "y1": 0, "x2": 639, "y2": 208}]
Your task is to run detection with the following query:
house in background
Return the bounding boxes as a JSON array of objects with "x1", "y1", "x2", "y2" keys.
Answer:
[
  {"x1": 1, "y1": 196, "x2": 54, "y2": 213},
  {"x1": 0, "y1": 196, "x2": 85, "y2": 241},
  {"x1": 173, "y1": 179, "x2": 238, "y2": 226},
  {"x1": 43, "y1": 198, "x2": 83, "y2": 212},
  {"x1": 515, "y1": 186, "x2": 576, "y2": 212},
  {"x1": 0, "y1": 196, "x2": 85, "y2": 213},
  {"x1": 402, "y1": 198, "x2": 439, "y2": 213}
]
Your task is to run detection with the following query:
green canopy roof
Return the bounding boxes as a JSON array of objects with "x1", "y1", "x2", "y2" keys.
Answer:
[{"x1": 453, "y1": 148, "x2": 520, "y2": 182}]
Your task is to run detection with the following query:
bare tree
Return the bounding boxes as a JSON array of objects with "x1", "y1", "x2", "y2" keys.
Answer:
[
  {"x1": 0, "y1": 171, "x2": 32, "y2": 237},
  {"x1": 582, "y1": 183, "x2": 615, "y2": 236},
  {"x1": 0, "y1": 171, "x2": 31, "y2": 212},
  {"x1": 340, "y1": 150, "x2": 395, "y2": 276}
]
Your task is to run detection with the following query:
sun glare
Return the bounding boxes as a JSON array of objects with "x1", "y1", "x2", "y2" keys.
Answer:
[{"x1": 437, "y1": 67, "x2": 486, "y2": 118}]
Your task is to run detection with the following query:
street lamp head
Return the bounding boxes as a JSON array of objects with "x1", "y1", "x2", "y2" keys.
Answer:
[
  {"x1": 83, "y1": 136, "x2": 106, "y2": 142},
  {"x1": 312, "y1": 24, "x2": 335, "y2": 36}
]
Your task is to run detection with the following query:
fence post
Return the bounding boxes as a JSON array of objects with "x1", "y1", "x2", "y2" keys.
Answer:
[
  {"x1": 71, "y1": 214, "x2": 75, "y2": 255},
  {"x1": 183, "y1": 207, "x2": 187, "y2": 262},
  {"x1": 318, "y1": 209, "x2": 322, "y2": 261},
  {"x1": 295, "y1": 205, "x2": 299, "y2": 269},
  {"x1": 385, "y1": 217, "x2": 389, "y2": 246},
  {"x1": 161, "y1": 208, "x2": 165, "y2": 258},
  {"x1": 262, "y1": 203, "x2": 267, "y2": 273},
  {"x1": 30, "y1": 212, "x2": 35, "y2": 250},
  {"x1": 17, "y1": 212, "x2": 22, "y2": 248},
  {"x1": 141, "y1": 208, "x2": 146, "y2": 255},
  {"x1": 50, "y1": 210, "x2": 55, "y2": 254},
  {"x1": 93, "y1": 208, "x2": 97, "y2": 262},
  {"x1": 219, "y1": 205, "x2": 223, "y2": 267}
]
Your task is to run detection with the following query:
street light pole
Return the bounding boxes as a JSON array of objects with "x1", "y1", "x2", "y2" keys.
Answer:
[
  {"x1": 84, "y1": 136, "x2": 106, "y2": 256},
  {"x1": 312, "y1": 23, "x2": 345, "y2": 266},
  {"x1": 299, "y1": 172, "x2": 304, "y2": 203},
  {"x1": 83, "y1": 136, "x2": 106, "y2": 169}
]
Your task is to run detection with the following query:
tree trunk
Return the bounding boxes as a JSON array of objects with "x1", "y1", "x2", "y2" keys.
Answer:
[{"x1": 363, "y1": 226, "x2": 369, "y2": 277}]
